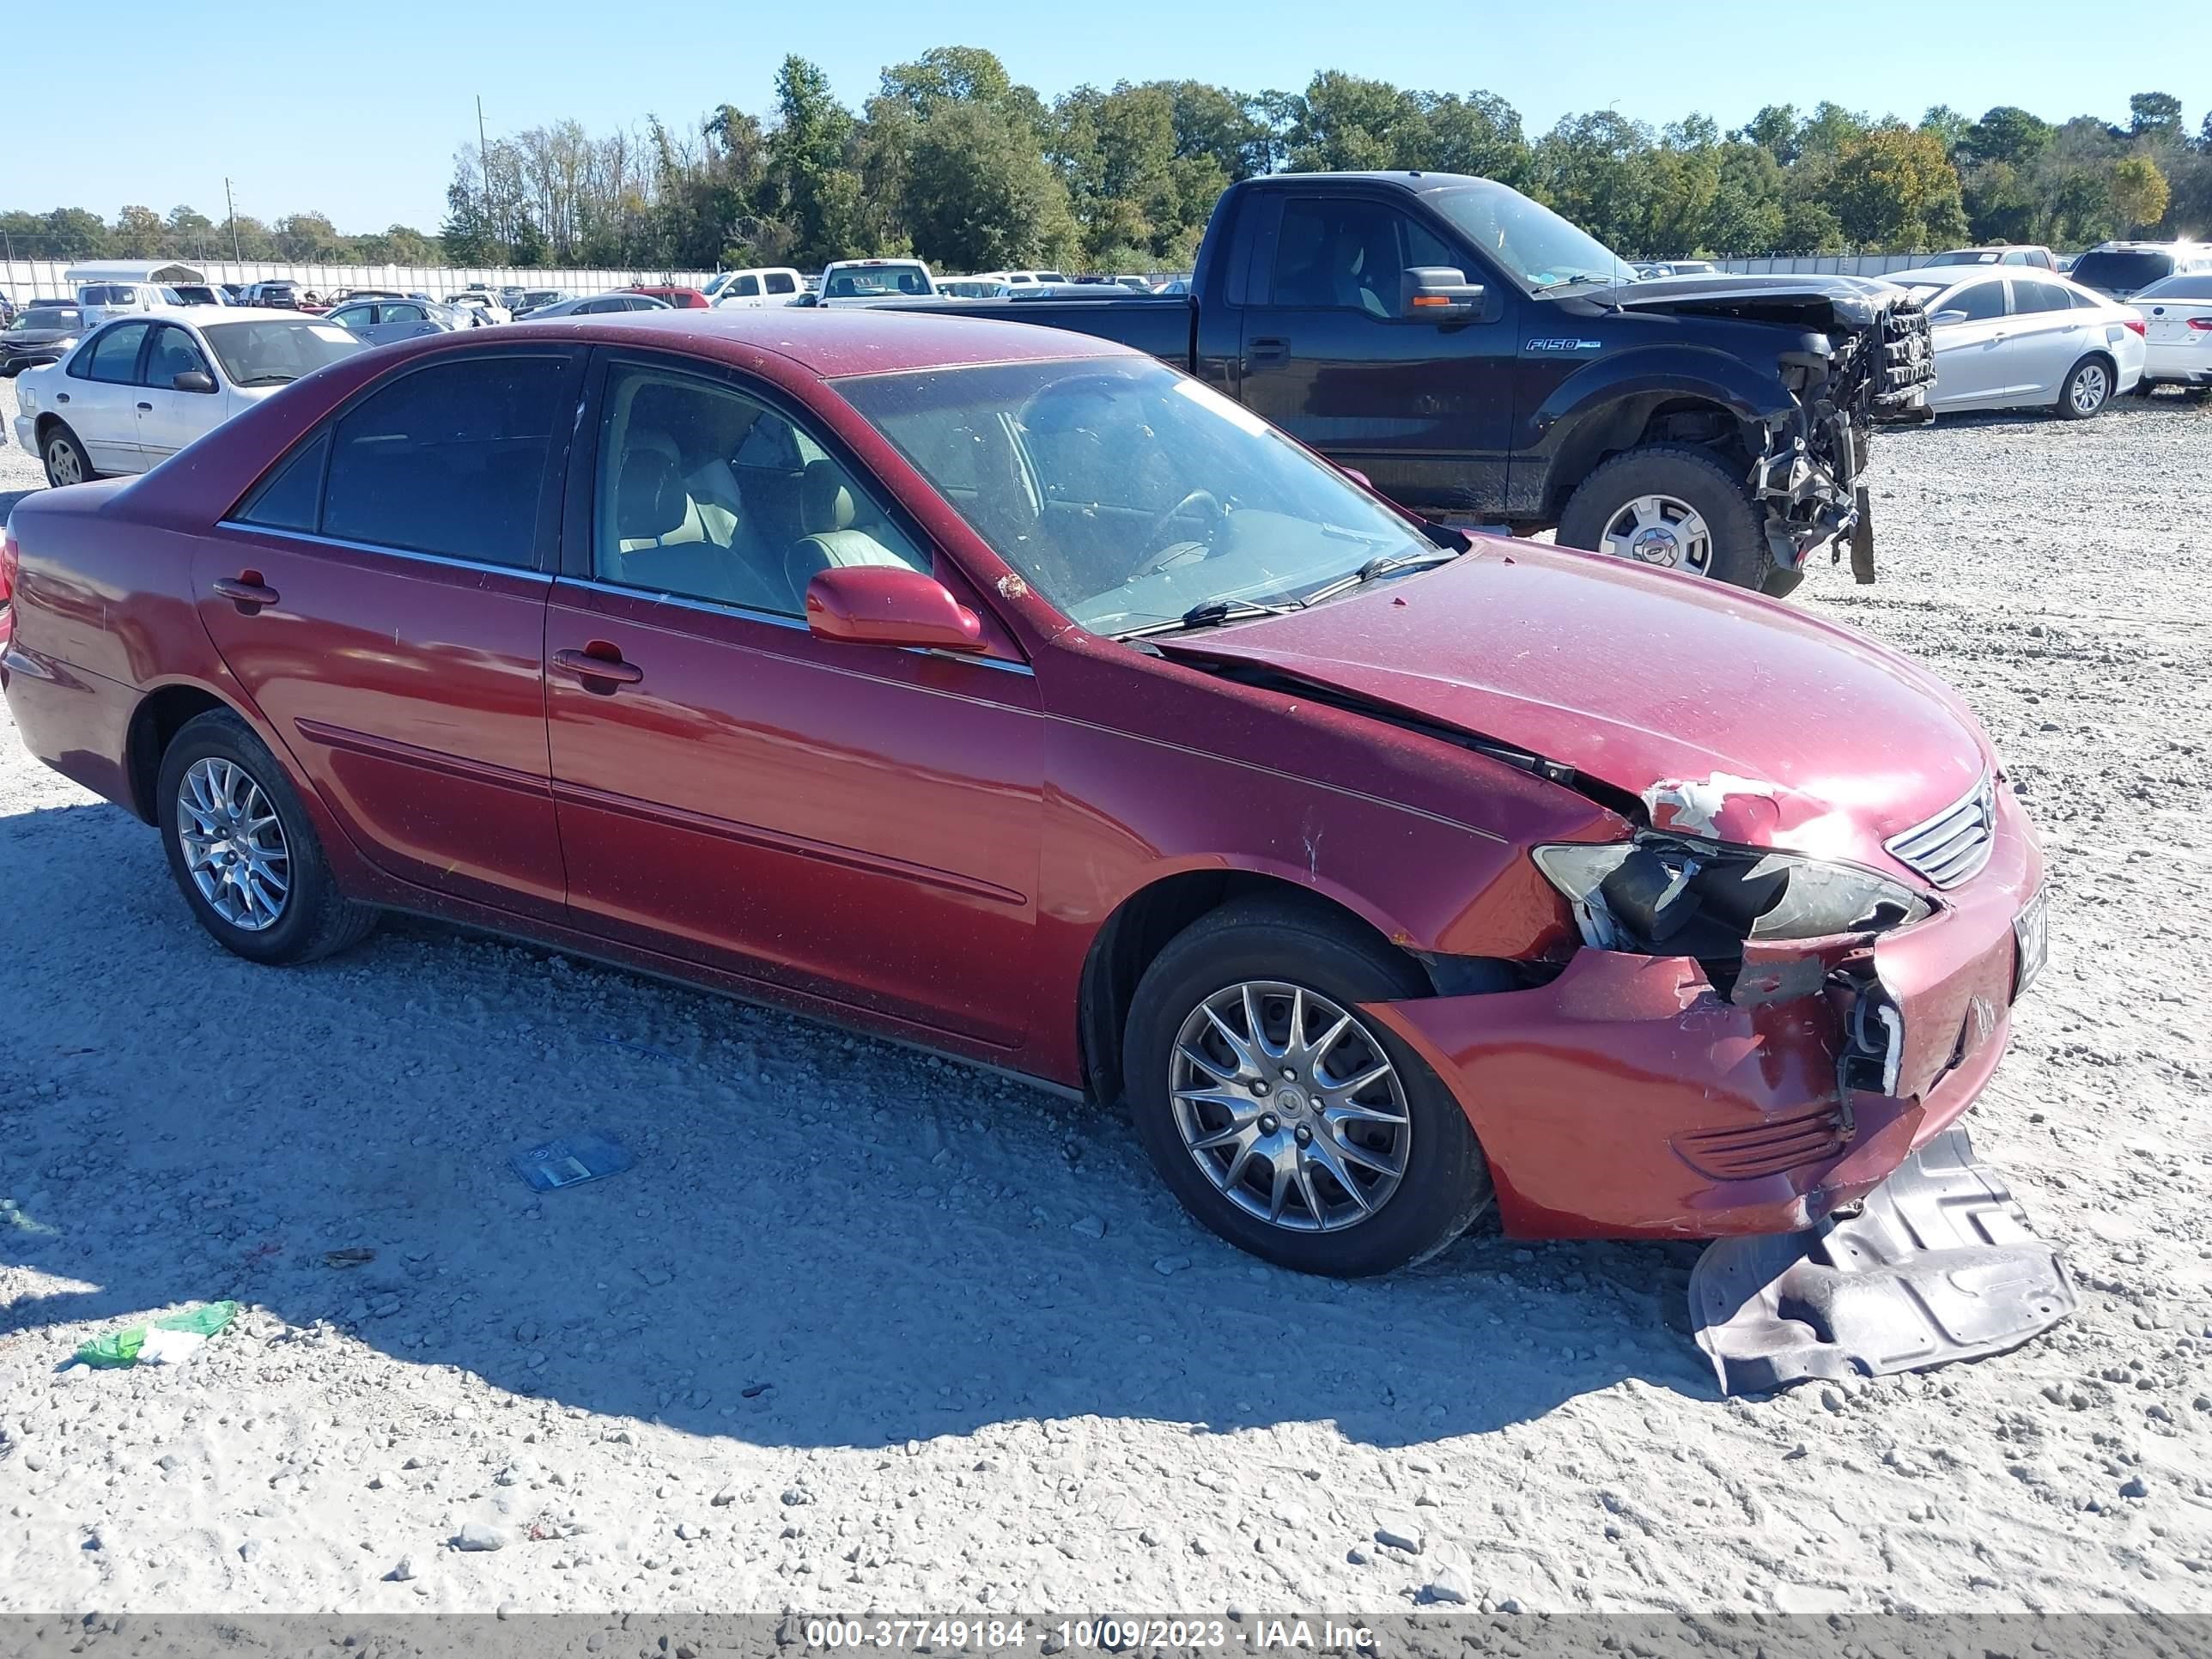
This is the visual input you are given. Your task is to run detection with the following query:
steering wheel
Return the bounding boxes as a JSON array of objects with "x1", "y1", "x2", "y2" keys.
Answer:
[{"x1": 1128, "y1": 489, "x2": 1225, "y2": 580}]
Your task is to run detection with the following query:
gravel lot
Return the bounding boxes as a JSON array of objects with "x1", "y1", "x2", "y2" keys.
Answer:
[{"x1": 2, "y1": 378, "x2": 2209, "y2": 1619}]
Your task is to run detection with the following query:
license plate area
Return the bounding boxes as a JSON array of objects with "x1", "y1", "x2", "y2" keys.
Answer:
[{"x1": 2014, "y1": 885, "x2": 2049, "y2": 998}]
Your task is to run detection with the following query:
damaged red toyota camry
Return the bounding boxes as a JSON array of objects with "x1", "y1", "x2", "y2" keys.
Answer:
[{"x1": 1, "y1": 310, "x2": 2051, "y2": 1287}]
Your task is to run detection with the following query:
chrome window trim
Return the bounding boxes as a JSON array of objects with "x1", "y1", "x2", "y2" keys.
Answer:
[{"x1": 214, "y1": 522, "x2": 541, "y2": 580}]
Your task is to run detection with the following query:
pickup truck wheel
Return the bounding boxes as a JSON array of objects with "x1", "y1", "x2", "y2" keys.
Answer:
[
  {"x1": 1557, "y1": 444, "x2": 1771, "y2": 591},
  {"x1": 1122, "y1": 897, "x2": 1492, "y2": 1277},
  {"x1": 155, "y1": 709, "x2": 379, "y2": 966},
  {"x1": 42, "y1": 423, "x2": 94, "y2": 488}
]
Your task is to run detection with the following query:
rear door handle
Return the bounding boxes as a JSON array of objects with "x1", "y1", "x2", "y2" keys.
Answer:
[
  {"x1": 213, "y1": 574, "x2": 280, "y2": 612},
  {"x1": 1248, "y1": 337, "x2": 1291, "y2": 362},
  {"x1": 552, "y1": 647, "x2": 645, "y2": 688},
  {"x1": 137, "y1": 401, "x2": 154, "y2": 411}
]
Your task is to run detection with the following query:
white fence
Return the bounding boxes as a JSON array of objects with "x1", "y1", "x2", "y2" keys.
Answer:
[{"x1": 1, "y1": 258, "x2": 720, "y2": 303}]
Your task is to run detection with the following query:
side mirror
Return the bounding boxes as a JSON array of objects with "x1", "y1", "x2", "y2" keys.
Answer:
[
  {"x1": 173, "y1": 370, "x2": 216, "y2": 393},
  {"x1": 1401, "y1": 266, "x2": 1485, "y2": 320},
  {"x1": 805, "y1": 564, "x2": 984, "y2": 653},
  {"x1": 1931, "y1": 309, "x2": 1969, "y2": 326}
]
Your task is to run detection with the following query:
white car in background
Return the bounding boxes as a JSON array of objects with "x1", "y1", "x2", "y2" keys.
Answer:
[
  {"x1": 12, "y1": 309, "x2": 365, "y2": 487},
  {"x1": 1889, "y1": 265, "x2": 2144, "y2": 418},
  {"x1": 705, "y1": 266, "x2": 804, "y2": 307},
  {"x1": 806, "y1": 258, "x2": 938, "y2": 303},
  {"x1": 2130, "y1": 272, "x2": 2212, "y2": 392},
  {"x1": 447, "y1": 291, "x2": 513, "y2": 325}
]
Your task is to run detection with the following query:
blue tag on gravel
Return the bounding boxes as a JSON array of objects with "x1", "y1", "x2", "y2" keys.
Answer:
[{"x1": 509, "y1": 1128, "x2": 635, "y2": 1192}]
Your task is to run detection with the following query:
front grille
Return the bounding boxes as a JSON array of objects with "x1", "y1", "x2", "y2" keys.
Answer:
[
  {"x1": 1885, "y1": 774, "x2": 1996, "y2": 889},
  {"x1": 1875, "y1": 302, "x2": 1936, "y2": 403}
]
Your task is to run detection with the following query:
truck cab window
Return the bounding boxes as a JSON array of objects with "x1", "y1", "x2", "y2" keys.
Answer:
[{"x1": 1271, "y1": 200, "x2": 1452, "y2": 317}]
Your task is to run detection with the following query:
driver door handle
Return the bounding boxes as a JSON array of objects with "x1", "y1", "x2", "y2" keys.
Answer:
[
  {"x1": 552, "y1": 647, "x2": 645, "y2": 687},
  {"x1": 137, "y1": 401, "x2": 154, "y2": 411},
  {"x1": 1248, "y1": 337, "x2": 1291, "y2": 363}
]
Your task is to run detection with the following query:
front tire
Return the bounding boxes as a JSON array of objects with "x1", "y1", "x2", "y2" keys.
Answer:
[
  {"x1": 41, "y1": 423, "x2": 94, "y2": 488},
  {"x1": 155, "y1": 709, "x2": 378, "y2": 965},
  {"x1": 1556, "y1": 443, "x2": 1772, "y2": 590},
  {"x1": 2055, "y1": 356, "x2": 2112, "y2": 420},
  {"x1": 1122, "y1": 898, "x2": 1492, "y2": 1276}
]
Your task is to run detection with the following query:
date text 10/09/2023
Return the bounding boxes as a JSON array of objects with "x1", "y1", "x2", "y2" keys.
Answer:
[{"x1": 801, "y1": 1620, "x2": 1379, "y2": 1652}]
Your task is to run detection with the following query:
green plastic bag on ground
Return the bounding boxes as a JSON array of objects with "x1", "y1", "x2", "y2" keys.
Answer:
[{"x1": 74, "y1": 1301, "x2": 240, "y2": 1369}]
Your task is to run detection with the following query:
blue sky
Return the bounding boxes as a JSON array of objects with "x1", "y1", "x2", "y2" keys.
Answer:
[{"x1": 12, "y1": 1, "x2": 2192, "y2": 232}]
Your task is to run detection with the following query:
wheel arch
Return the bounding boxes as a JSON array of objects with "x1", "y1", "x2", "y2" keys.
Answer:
[
  {"x1": 1075, "y1": 866, "x2": 1462, "y2": 1108},
  {"x1": 1539, "y1": 354, "x2": 1796, "y2": 521},
  {"x1": 124, "y1": 681, "x2": 245, "y2": 823}
]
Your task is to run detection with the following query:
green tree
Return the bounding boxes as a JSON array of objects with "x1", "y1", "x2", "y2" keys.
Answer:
[
  {"x1": 1733, "y1": 104, "x2": 1800, "y2": 164},
  {"x1": 2128, "y1": 92, "x2": 2184, "y2": 145},
  {"x1": 110, "y1": 204, "x2": 166, "y2": 257},
  {"x1": 904, "y1": 98, "x2": 1077, "y2": 271},
  {"x1": 1965, "y1": 106, "x2": 2053, "y2": 167},
  {"x1": 1705, "y1": 141, "x2": 1785, "y2": 253},
  {"x1": 1826, "y1": 124, "x2": 1966, "y2": 248},
  {"x1": 440, "y1": 179, "x2": 499, "y2": 264},
  {"x1": 2110, "y1": 154, "x2": 2171, "y2": 233},
  {"x1": 1532, "y1": 111, "x2": 1655, "y2": 251},
  {"x1": 769, "y1": 55, "x2": 863, "y2": 265}
]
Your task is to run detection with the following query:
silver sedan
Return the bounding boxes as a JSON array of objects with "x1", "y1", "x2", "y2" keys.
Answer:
[
  {"x1": 1891, "y1": 266, "x2": 2148, "y2": 419},
  {"x1": 317, "y1": 298, "x2": 471, "y2": 347}
]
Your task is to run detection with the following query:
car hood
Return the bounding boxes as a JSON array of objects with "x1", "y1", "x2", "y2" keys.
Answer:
[
  {"x1": 1163, "y1": 540, "x2": 1990, "y2": 871},
  {"x1": 1607, "y1": 270, "x2": 1909, "y2": 328}
]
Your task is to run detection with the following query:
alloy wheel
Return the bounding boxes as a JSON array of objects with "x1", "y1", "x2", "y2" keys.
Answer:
[
  {"x1": 2069, "y1": 363, "x2": 2109, "y2": 416},
  {"x1": 175, "y1": 757, "x2": 291, "y2": 931},
  {"x1": 1597, "y1": 493, "x2": 1714, "y2": 575},
  {"x1": 45, "y1": 438, "x2": 82, "y2": 487},
  {"x1": 1169, "y1": 981, "x2": 1412, "y2": 1232}
]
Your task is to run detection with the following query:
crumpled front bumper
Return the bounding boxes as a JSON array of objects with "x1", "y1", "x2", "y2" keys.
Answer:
[{"x1": 1365, "y1": 790, "x2": 2042, "y2": 1241}]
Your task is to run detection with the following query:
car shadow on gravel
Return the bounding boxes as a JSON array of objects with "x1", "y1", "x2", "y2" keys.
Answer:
[{"x1": 3, "y1": 799, "x2": 1723, "y2": 1452}]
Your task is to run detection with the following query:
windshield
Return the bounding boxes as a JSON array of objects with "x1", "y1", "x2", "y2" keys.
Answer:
[
  {"x1": 2070, "y1": 251, "x2": 2173, "y2": 291},
  {"x1": 836, "y1": 356, "x2": 1438, "y2": 634},
  {"x1": 1426, "y1": 183, "x2": 1636, "y2": 292},
  {"x1": 14, "y1": 307, "x2": 82, "y2": 331},
  {"x1": 200, "y1": 319, "x2": 364, "y2": 386},
  {"x1": 2135, "y1": 273, "x2": 2212, "y2": 302}
]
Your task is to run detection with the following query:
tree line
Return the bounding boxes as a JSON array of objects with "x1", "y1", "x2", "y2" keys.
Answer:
[{"x1": 5, "y1": 53, "x2": 2206, "y2": 275}]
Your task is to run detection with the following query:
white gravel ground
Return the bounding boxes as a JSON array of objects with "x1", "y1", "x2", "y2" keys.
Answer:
[{"x1": 1, "y1": 380, "x2": 2209, "y2": 1619}]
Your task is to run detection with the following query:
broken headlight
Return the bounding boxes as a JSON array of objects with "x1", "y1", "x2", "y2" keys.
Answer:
[{"x1": 1532, "y1": 838, "x2": 1932, "y2": 955}]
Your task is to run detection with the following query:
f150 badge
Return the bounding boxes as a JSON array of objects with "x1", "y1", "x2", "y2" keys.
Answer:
[{"x1": 1527, "y1": 338, "x2": 1604, "y2": 353}]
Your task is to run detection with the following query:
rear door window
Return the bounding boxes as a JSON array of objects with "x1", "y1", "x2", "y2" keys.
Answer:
[
  {"x1": 78, "y1": 321, "x2": 151, "y2": 382},
  {"x1": 2008, "y1": 278, "x2": 2073, "y2": 315},
  {"x1": 765, "y1": 272, "x2": 796, "y2": 295},
  {"x1": 320, "y1": 355, "x2": 570, "y2": 567}
]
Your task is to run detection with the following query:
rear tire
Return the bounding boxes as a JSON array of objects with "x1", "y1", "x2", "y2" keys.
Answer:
[
  {"x1": 1556, "y1": 443, "x2": 1772, "y2": 591},
  {"x1": 1122, "y1": 897, "x2": 1492, "y2": 1276},
  {"x1": 2054, "y1": 356, "x2": 2112, "y2": 420},
  {"x1": 155, "y1": 709, "x2": 378, "y2": 966},
  {"x1": 41, "y1": 423, "x2": 94, "y2": 488}
]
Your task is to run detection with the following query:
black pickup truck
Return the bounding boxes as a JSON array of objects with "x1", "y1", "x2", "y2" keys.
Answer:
[{"x1": 922, "y1": 173, "x2": 1935, "y2": 594}]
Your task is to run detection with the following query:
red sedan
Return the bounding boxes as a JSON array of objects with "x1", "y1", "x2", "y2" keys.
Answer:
[{"x1": 0, "y1": 310, "x2": 2046, "y2": 1277}]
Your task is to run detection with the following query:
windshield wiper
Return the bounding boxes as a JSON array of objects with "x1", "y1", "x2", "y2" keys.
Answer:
[
  {"x1": 1115, "y1": 598, "x2": 1301, "y2": 639},
  {"x1": 1300, "y1": 546, "x2": 1463, "y2": 606}
]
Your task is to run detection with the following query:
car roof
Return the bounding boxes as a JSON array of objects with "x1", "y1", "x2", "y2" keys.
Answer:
[{"x1": 499, "y1": 305, "x2": 1134, "y2": 377}]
